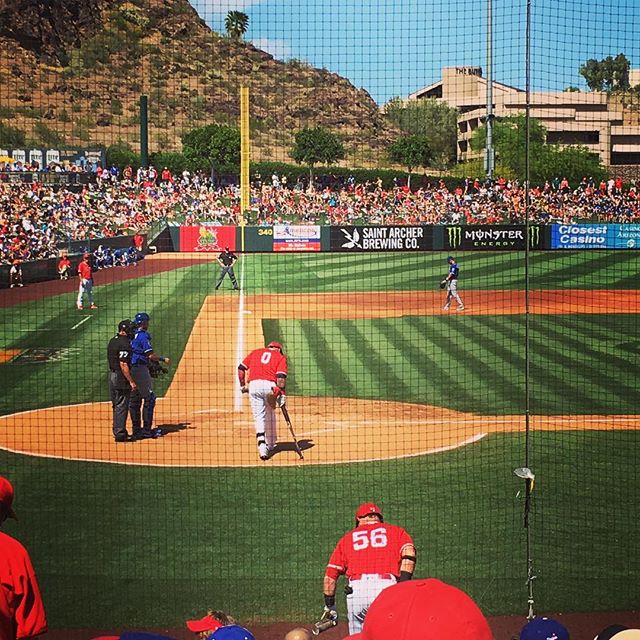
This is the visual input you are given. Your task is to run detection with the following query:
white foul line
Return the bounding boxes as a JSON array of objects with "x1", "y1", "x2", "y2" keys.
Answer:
[
  {"x1": 233, "y1": 259, "x2": 246, "y2": 412},
  {"x1": 71, "y1": 316, "x2": 91, "y2": 330}
]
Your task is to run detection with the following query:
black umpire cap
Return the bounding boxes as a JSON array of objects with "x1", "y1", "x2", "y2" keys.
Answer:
[{"x1": 118, "y1": 319, "x2": 133, "y2": 333}]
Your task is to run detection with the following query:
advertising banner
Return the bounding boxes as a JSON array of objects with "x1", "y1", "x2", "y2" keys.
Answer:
[
  {"x1": 0, "y1": 147, "x2": 105, "y2": 169},
  {"x1": 608, "y1": 224, "x2": 640, "y2": 249},
  {"x1": 273, "y1": 225, "x2": 321, "y2": 252},
  {"x1": 551, "y1": 223, "x2": 640, "y2": 249},
  {"x1": 443, "y1": 225, "x2": 544, "y2": 251},
  {"x1": 330, "y1": 226, "x2": 433, "y2": 251},
  {"x1": 179, "y1": 225, "x2": 236, "y2": 252},
  {"x1": 551, "y1": 224, "x2": 610, "y2": 249}
]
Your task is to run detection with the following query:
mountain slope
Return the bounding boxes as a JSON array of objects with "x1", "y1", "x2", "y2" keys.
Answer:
[{"x1": 0, "y1": 0, "x2": 397, "y2": 165}]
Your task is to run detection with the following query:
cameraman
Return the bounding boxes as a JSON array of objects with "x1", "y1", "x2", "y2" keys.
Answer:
[
  {"x1": 107, "y1": 319, "x2": 137, "y2": 442},
  {"x1": 129, "y1": 312, "x2": 170, "y2": 440}
]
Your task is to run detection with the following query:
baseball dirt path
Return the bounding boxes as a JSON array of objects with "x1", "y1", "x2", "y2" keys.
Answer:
[{"x1": 1, "y1": 288, "x2": 638, "y2": 467}]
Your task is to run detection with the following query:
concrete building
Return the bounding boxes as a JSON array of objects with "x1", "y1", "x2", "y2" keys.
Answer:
[{"x1": 408, "y1": 67, "x2": 640, "y2": 169}]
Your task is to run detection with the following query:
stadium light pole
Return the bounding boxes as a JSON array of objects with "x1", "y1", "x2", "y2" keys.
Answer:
[
  {"x1": 140, "y1": 95, "x2": 149, "y2": 168},
  {"x1": 485, "y1": 0, "x2": 495, "y2": 180}
]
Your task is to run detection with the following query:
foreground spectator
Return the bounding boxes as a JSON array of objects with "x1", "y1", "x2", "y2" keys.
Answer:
[
  {"x1": 519, "y1": 616, "x2": 569, "y2": 640},
  {"x1": 186, "y1": 610, "x2": 236, "y2": 638},
  {"x1": 0, "y1": 475, "x2": 48, "y2": 640},
  {"x1": 342, "y1": 578, "x2": 491, "y2": 639}
]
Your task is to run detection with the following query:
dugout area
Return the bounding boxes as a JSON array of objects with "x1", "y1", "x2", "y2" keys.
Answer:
[{"x1": 1, "y1": 249, "x2": 640, "y2": 638}]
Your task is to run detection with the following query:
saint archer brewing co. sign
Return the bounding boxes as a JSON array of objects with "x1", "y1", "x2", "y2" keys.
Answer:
[{"x1": 330, "y1": 226, "x2": 433, "y2": 251}]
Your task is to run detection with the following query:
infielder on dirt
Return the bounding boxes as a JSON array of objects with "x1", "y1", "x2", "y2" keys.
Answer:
[
  {"x1": 442, "y1": 255, "x2": 465, "y2": 311},
  {"x1": 238, "y1": 341, "x2": 287, "y2": 461},
  {"x1": 320, "y1": 503, "x2": 416, "y2": 635}
]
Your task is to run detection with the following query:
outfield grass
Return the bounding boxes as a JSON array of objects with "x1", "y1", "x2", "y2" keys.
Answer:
[{"x1": 1, "y1": 251, "x2": 639, "y2": 628}]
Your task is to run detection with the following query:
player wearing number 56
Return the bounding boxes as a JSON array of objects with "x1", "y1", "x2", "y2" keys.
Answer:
[
  {"x1": 319, "y1": 503, "x2": 416, "y2": 635},
  {"x1": 238, "y1": 341, "x2": 288, "y2": 461}
]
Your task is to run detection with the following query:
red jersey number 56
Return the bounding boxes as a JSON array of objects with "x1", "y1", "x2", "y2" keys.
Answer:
[{"x1": 352, "y1": 527, "x2": 388, "y2": 550}]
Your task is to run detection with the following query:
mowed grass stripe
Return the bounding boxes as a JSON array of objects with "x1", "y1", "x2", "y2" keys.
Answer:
[
  {"x1": 421, "y1": 316, "x2": 525, "y2": 415},
  {"x1": 402, "y1": 317, "x2": 481, "y2": 410},
  {"x1": 526, "y1": 321, "x2": 626, "y2": 414},
  {"x1": 0, "y1": 268, "x2": 205, "y2": 414},
  {"x1": 341, "y1": 320, "x2": 412, "y2": 400},
  {"x1": 376, "y1": 317, "x2": 473, "y2": 407},
  {"x1": 299, "y1": 321, "x2": 358, "y2": 397},
  {"x1": 530, "y1": 316, "x2": 639, "y2": 405},
  {"x1": 488, "y1": 314, "x2": 599, "y2": 414}
]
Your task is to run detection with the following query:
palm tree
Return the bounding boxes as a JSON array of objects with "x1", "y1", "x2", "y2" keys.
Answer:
[{"x1": 225, "y1": 11, "x2": 249, "y2": 40}]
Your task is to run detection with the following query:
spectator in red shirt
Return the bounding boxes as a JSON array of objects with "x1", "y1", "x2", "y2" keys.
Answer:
[{"x1": 0, "y1": 476, "x2": 48, "y2": 640}]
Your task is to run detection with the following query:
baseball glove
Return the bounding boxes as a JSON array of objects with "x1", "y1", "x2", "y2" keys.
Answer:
[
  {"x1": 149, "y1": 361, "x2": 168, "y2": 378},
  {"x1": 439, "y1": 280, "x2": 447, "y2": 289}
]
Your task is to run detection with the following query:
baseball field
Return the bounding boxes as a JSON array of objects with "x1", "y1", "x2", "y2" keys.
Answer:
[{"x1": 1, "y1": 249, "x2": 639, "y2": 635}]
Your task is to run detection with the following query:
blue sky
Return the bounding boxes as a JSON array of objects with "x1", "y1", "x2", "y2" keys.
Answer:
[{"x1": 189, "y1": 0, "x2": 638, "y2": 105}]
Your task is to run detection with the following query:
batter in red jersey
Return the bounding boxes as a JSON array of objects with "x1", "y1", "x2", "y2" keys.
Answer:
[
  {"x1": 238, "y1": 341, "x2": 288, "y2": 460},
  {"x1": 320, "y1": 503, "x2": 416, "y2": 635}
]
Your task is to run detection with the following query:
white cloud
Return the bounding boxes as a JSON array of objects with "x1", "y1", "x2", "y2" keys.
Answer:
[
  {"x1": 189, "y1": 0, "x2": 262, "y2": 16},
  {"x1": 251, "y1": 38, "x2": 292, "y2": 61}
]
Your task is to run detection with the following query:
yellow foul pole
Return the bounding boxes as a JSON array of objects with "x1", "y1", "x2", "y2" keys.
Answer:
[{"x1": 239, "y1": 86, "x2": 250, "y2": 244}]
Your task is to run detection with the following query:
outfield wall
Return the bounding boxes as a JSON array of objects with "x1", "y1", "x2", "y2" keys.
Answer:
[{"x1": 174, "y1": 223, "x2": 640, "y2": 253}]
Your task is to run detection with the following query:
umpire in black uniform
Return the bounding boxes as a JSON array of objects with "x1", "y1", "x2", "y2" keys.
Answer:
[
  {"x1": 215, "y1": 246, "x2": 239, "y2": 290},
  {"x1": 107, "y1": 319, "x2": 137, "y2": 442}
]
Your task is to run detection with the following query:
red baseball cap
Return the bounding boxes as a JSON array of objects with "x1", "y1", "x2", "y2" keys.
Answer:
[
  {"x1": 344, "y1": 579, "x2": 492, "y2": 640},
  {"x1": 186, "y1": 614, "x2": 224, "y2": 633},
  {"x1": 355, "y1": 503, "x2": 382, "y2": 520},
  {"x1": 0, "y1": 476, "x2": 17, "y2": 519},
  {"x1": 267, "y1": 341, "x2": 283, "y2": 351}
]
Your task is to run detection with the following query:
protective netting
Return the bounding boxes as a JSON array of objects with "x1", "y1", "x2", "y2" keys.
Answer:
[{"x1": 1, "y1": 0, "x2": 640, "y2": 635}]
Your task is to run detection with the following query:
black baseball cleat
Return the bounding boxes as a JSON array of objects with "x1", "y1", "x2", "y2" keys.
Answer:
[{"x1": 114, "y1": 434, "x2": 131, "y2": 443}]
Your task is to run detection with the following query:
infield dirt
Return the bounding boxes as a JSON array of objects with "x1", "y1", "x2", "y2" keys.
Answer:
[{"x1": 1, "y1": 288, "x2": 638, "y2": 467}]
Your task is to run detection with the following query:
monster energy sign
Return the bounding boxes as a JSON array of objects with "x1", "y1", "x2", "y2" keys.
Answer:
[
  {"x1": 445, "y1": 225, "x2": 543, "y2": 250},
  {"x1": 330, "y1": 226, "x2": 434, "y2": 251}
]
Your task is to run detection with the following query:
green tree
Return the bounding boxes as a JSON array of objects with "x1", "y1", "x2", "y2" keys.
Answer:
[
  {"x1": 580, "y1": 53, "x2": 631, "y2": 92},
  {"x1": 471, "y1": 114, "x2": 546, "y2": 179},
  {"x1": 387, "y1": 135, "x2": 433, "y2": 188},
  {"x1": 225, "y1": 11, "x2": 249, "y2": 40},
  {"x1": 0, "y1": 121, "x2": 26, "y2": 147},
  {"x1": 532, "y1": 145, "x2": 606, "y2": 186},
  {"x1": 384, "y1": 97, "x2": 458, "y2": 169},
  {"x1": 150, "y1": 151, "x2": 188, "y2": 175},
  {"x1": 106, "y1": 140, "x2": 140, "y2": 169},
  {"x1": 34, "y1": 122, "x2": 63, "y2": 146},
  {"x1": 181, "y1": 124, "x2": 241, "y2": 177},
  {"x1": 290, "y1": 127, "x2": 345, "y2": 179}
]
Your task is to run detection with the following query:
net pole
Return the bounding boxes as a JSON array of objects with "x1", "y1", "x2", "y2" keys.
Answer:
[{"x1": 523, "y1": 0, "x2": 536, "y2": 621}]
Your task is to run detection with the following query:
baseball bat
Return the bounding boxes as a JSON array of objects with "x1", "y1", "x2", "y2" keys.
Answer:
[{"x1": 281, "y1": 404, "x2": 304, "y2": 460}]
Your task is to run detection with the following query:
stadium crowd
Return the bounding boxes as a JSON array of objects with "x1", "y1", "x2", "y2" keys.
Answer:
[{"x1": 1, "y1": 165, "x2": 639, "y2": 265}]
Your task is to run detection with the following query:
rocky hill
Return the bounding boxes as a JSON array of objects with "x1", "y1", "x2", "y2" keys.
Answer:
[{"x1": 0, "y1": 0, "x2": 397, "y2": 165}]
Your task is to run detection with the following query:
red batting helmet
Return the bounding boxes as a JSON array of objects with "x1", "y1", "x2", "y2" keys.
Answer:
[
  {"x1": 356, "y1": 502, "x2": 383, "y2": 521},
  {"x1": 267, "y1": 341, "x2": 283, "y2": 352}
]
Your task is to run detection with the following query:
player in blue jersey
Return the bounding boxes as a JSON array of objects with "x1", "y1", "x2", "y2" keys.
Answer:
[
  {"x1": 442, "y1": 256, "x2": 465, "y2": 311},
  {"x1": 129, "y1": 312, "x2": 171, "y2": 439}
]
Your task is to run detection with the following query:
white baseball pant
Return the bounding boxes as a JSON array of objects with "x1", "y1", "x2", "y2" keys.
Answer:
[
  {"x1": 249, "y1": 379, "x2": 278, "y2": 453},
  {"x1": 346, "y1": 575, "x2": 396, "y2": 634},
  {"x1": 77, "y1": 278, "x2": 94, "y2": 307},
  {"x1": 445, "y1": 279, "x2": 463, "y2": 308}
]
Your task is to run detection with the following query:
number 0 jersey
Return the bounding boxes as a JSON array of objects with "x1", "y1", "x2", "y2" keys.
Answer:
[
  {"x1": 326, "y1": 522, "x2": 414, "y2": 580},
  {"x1": 239, "y1": 347, "x2": 288, "y2": 383}
]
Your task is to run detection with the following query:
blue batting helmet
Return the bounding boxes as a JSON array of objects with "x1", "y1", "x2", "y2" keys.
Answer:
[
  {"x1": 208, "y1": 625, "x2": 256, "y2": 640},
  {"x1": 134, "y1": 312, "x2": 150, "y2": 326},
  {"x1": 447, "y1": 256, "x2": 455, "y2": 261}
]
